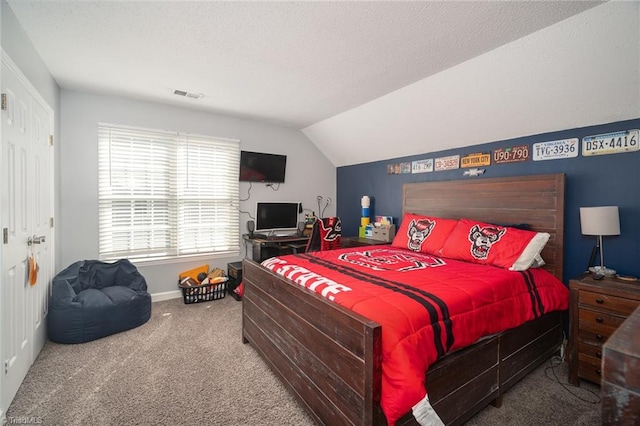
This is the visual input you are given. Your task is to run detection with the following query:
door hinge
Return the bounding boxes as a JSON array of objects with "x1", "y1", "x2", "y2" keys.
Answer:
[
  {"x1": 48, "y1": 135, "x2": 54, "y2": 146},
  {"x1": 50, "y1": 217, "x2": 54, "y2": 228},
  {"x1": 1, "y1": 93, "x2": 6, "y2": 111},
  {"x1": 5, "y1": 360, "x2": 8, "y2": 374},
  {"x1": 3, "y1": 228, "x2": 7, "y2": 244}
]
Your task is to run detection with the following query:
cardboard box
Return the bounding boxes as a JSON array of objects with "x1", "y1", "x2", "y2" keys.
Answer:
[
  {"x1": 178, "y1": 264, "x2": 209, "y2": 282},
  {"x1": 371, "y1": 225, "x2": 396, "y2": 242}
]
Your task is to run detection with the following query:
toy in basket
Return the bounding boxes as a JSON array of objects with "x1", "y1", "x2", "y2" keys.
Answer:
[{"x1": 178, "y1": 265, "x2": 228, "y2": 304}]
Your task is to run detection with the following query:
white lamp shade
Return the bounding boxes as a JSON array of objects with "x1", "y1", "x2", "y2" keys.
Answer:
[{"x1": 579, "y1": 206, "x2": 620, "y2": 236}]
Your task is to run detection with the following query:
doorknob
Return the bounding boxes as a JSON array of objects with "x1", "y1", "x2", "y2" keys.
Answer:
[{"x1": 27, "y1": 235, "x2": 46, "y2": 246}]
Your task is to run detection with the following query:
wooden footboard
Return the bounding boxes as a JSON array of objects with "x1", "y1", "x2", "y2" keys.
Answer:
[
  {"x1": 412, "y1": 310, "x2": 562, "y2": 426},
  {"x1": 243, "y1": 259, "x2": 563, "y2": 425},
  {"x1": 242, "y1": 259, "x2": 384, "y2": 425}
]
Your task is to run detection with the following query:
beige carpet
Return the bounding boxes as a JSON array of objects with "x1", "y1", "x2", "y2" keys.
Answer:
[{"x1": 7, "y1": 297, "x2": 600, "y2": 425}]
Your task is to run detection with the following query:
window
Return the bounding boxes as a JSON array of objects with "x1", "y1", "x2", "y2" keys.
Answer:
[{"x1": 98, "y1": 124, "x2": 240, "y2": 260}]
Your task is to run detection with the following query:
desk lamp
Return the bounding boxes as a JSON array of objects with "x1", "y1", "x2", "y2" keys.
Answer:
[{"x1": 579, "y1": 206, "x2": 620, "y2": 276}]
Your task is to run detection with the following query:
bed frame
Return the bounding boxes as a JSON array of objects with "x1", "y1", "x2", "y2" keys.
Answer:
[{"x1": 242, "y1": 173, "x2": 566, "y2": 425}]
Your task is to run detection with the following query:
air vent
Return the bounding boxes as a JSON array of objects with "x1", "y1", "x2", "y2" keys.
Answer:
[{"x1": 173, "y1": 89, "x2": 204, "y2": 100}]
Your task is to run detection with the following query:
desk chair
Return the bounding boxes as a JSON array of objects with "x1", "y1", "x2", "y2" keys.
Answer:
[{"x1": 304, "y1": 217, "x2": 342, "y2": 252}]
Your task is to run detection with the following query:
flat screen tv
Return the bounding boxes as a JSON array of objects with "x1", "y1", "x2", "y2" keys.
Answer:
[
  {"x1": 255, "y1": 202, "x2": 299, "y2": 235},
  {"x1": 239, "y1": 151, "x2": 287, "y2": 183}
]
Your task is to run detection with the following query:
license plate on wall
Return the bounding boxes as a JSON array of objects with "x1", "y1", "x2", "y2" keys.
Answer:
[
  {"x1": 532, "y1": 138, "x2": 578, "y2": 161},
  {"x1": 582, "y1": 129, "x2": 639, "y2": 156},
  {"x1": 493, "y1": 145, "x2": 529, "y2": 164},
  {"x1": 411, "y1": 159, "x2": 434, "y2": 173},
  {"x1": 461, "y1": 153, "x2": 491, "y2": 168},
  {"x1": 435, "y1": 155, "x2": 460, "y2": 171}
]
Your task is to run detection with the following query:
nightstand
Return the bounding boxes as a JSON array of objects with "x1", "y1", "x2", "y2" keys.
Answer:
[
  {"x1": 341, "y1": 237, "x2": 392, "y2": 248},
  {"x1": 568, "y1": 274, "x2": 640, "y2": 386}
]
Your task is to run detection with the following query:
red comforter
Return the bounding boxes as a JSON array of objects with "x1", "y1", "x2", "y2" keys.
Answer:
[{"x1": 261, "y1": 246, "x2": 569, "y2": 425}]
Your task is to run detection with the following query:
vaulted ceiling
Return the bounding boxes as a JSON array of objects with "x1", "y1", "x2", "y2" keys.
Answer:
[{"x1": 9, "y1": 1, "x2": 638, "y2": 166}]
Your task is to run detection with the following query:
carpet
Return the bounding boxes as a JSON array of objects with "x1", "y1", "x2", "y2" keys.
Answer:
[{"x1": 7, "y1": 297, "x2": 600, "y2": 425}]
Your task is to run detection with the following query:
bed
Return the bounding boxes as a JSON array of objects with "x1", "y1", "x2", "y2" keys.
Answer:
[{"x1": 242, "y1": 173, "x2": 567, "y2": 425}]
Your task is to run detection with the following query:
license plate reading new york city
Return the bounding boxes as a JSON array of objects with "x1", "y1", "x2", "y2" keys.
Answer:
[
  {"x1": 533, "y1": 138, "x2": 578, "y2": 161},
  {"x1": 582, "y1": 129, "x2": 639, "y2": 156}
]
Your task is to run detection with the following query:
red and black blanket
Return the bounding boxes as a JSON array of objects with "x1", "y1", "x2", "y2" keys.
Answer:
[{"x1": 261, "y1": 245, "x2": 569, "y2": 425}]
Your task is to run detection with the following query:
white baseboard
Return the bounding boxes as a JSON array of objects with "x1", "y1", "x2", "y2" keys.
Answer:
[{"x1": 151, "y1": 290, "x2": 182, "y2": 303}]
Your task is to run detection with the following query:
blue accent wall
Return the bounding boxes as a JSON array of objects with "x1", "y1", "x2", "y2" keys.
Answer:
[{"x1": 337, "y1": 118, "x2": 640, "y2": 283}]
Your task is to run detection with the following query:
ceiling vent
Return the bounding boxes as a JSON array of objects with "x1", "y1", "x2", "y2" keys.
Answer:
[{"x1": 173, "y1": 89, "x2": 204, "y2": 100}]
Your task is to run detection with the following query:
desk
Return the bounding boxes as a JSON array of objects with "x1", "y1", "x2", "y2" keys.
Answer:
[{"x1": 243, "y1": 234, "x2": 309, "y2": 262}]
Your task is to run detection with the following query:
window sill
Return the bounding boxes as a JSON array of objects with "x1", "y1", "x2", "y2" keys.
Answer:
[{"x1": 121, "y1": 251, "x2": 240, "y2": 268}]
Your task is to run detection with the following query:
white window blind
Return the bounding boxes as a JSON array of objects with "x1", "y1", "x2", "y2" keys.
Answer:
[{"x1": 98, "y1": 124, "x2": 240, "y2": 260}]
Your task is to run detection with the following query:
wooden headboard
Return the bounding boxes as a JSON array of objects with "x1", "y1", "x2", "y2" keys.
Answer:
[{"x1": 402, "y1": 173, "x2": 566, "y2": 281}]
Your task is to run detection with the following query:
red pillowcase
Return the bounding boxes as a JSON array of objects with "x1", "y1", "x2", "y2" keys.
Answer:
[
  {"x1": 440, "y1": 218, "x2": 537, "y2": 269},
  {"x1": 391, "y1": 214, "x2": 459, "y2": 255}
]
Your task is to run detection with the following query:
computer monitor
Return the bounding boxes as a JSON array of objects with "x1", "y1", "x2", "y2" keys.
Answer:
[{"x1": 255, "y1": 202, "x2": 299, "y2": 236}]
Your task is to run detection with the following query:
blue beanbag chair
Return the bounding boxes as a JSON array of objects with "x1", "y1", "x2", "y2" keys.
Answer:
[{"x1": 48, "y1": 259, "x2": 151, "y2": 344}]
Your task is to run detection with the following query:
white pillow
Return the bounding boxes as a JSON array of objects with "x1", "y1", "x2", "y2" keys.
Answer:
[
  {"x1": 531, "y1": 254, "x2": 546, "y2": 268},
  {"x1": 509, "y1": 232, "x2": 550, "y2": 271}
]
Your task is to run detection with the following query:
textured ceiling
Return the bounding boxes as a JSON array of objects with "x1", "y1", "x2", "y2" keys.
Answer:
[{"x1": 8, "y1": 1, "x2": 603, "y2": 130}]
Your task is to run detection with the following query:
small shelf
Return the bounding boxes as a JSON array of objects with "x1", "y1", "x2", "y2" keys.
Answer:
[{"x1": 243, "y1": 234, "x2": 309, "y2": 262}]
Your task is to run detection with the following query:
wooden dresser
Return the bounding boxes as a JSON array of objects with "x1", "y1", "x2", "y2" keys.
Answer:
[
  {"x1": 601, "y1": 305, "x2": 640, "y2": 424},
  {"x1": 568, "y1": 274, "x2": 640, "y2": 386}
]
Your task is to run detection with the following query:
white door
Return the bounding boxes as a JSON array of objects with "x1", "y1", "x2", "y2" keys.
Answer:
[
  {"x1": 29, "y1": 93, "x2": 53, "y2": 358},
  {"x1": 0, "y1": 56, "x2": 54, "y2": 414}
]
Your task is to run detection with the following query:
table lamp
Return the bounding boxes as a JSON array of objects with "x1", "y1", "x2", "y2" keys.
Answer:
[{"x1": 579, "y1": 206, "x2": 620, "y2": 276}]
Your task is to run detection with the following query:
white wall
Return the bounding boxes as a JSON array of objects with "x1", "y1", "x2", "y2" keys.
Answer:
[
  {"x1": 304, "y1": 1, "x2": 640, "y2": 167},
  {"x1": 1, "y1": 1, "x2": 58, "y2": 105},
  {"x1": 60, "y1": 90, "x2": 336, "y2": 296}
]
